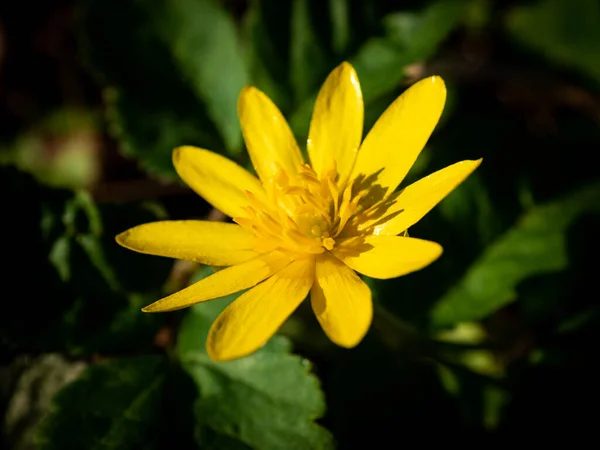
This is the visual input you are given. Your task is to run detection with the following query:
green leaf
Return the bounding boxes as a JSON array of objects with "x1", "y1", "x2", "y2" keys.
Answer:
[
  {"x1": 80, "y1": 0, "x2": 249, "y2": 177},
  {"x1": 352, "y1": 0, "x2": 465, "y2": 101},
  {"x1": 0, "y1": 167, "x2": 171, "y2": 355},
  {"x1": 242, "y1": 0, "x2": 293, "y2": 111},
  {"x1": 350, "y1": 38, "x2": 413, "y2": 101},
  {"x1": 383, "y1": 0, "x2": 465, "y2": 59},
  {"x1": 103, "y1": 87, "x2": 222, "y2": 178},
  {"x1": 430, "y1": 182, "x2": 600, "y2": 328},
  {"x1": 35, "y1": 356, "x2": 166, "y2": 450},
  {"x1": 176, "y1": 282, "x2": 334, "y2": 450},
  {"x1": 2, "y1": 167, "x2": 75, "y2": 353},
  {"x1": 289, "y1": 0, "x2": 465, "y2": 142},
  {"x1": 151, "y1": 0, "x2": 249, "y2": 153},
  {"x1": 329, "y1": 0, "x2": 350, "y2": 55},
  {"x1": 290, "y1": 0, "x2": 331, "y2": 103},
  {"x1": 506, "y1": 0, "x2": 600, "y2": 85},
  {"x1": 55, "y1": 194, "x2": 171, "y2": 356}
]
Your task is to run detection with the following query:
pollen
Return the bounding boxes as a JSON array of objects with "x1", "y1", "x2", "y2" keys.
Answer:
[{"x1": 233, "y1": 163, "x2": 361, "y2": 256}]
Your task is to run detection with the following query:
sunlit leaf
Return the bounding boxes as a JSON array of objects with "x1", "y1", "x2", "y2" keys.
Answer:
[
  {"x1": 430, "y1": 182, "x2": 600, "y2": 327},
  {"x1": 176, "y1": 270, "x2": 334, "y2": 449}
]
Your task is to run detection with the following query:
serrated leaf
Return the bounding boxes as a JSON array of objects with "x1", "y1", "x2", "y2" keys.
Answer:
[
  {"x1": 430, "y1": 182, "x2": 600, "y2": 328},
  {"x1": 35, "y1": 356, "x2": 166, "y2": 450},
  {"x1": 176, "y1": 280, "x2": 334, "y2": 450},
  {"x1": 506, "y1": 0, "x2": 600, "y2": 85}
]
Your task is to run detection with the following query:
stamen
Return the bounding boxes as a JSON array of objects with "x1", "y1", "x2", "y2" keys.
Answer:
[
  {"x1": 239, "y1": 162, "x2": 381, "y2": 255},
  {"x1": 323, "y1": 237, "x2": 335, "y2": 250}
]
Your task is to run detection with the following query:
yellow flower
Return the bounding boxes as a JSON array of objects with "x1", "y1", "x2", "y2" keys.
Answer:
[{"x1": 116, "y1": 62, "x2": 481, "y2": 361}]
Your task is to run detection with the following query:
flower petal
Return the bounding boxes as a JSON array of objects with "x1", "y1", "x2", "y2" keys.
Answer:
[
  {"x1": 116, "y1": 221, "x2": 258, "y2": 266},
  {"x1": 238, "y1": 86, "x2": 304, "y2": 182},
  {"x1": 350, "y1": 76, "x2": 446, "y2": 197},
  {"x1": 142, "y1": 251, "x2": 291, "y2": 313},
  {"x1": 333, "y1": 235, "x2": 443, "y2": 279},
  {"x1": 370, "y1": 159, "x2": 482, "y2": 236},
  {"x1": 207, "y1": 257, "x2": 315, "y2": 361},
  {"x1": 173, "y1": 146, "x2": 265, "y2": 219},
  {"x1": 308, "y1": 62, "x2": 363, "y2": 187},
  {"x1": 311, "y1": 253, "x2": 372, "y2": 348}
]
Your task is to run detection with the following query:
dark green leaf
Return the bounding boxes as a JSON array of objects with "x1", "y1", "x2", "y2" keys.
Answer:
[
  {"x1": 383, "y1": 0, "x2": 465, "y2": 59},
  {"x1": 322, "y1": 335, "x2": 464, "y2": 446},
  {"x1": 4, "y1": 354, "x2": 87, "y2": 450},
  {"x1": 290, "y1": 0, "x2": 331, "y2": 103},
  {"x1": 55, "y1": 195, "x2": 171, "y2": 356},
  {"x1": 103, "y1": 87, "x2": 222, "y2": 178},
  {"x1": 151, "y1": 0, "x2": 249, "y2": 153},
  {"x1": 430, "y1": 182, "x2": 600, "y2": 328},
  {"x1": 242, "y1": 0, "x2": 293, "y2": 111},
  {"x1": 352, "y1": 0, "x2": 465, "y2": 101},
  {"x1": 350, "y1": 38, "x2": 413, "y2": 101},
  {"x1": 176, "y1": 281, "x2": 334, "y2": 450},
  {"x1": 0, "y1": 167, "x2": 171, "y2": 355},
  {"x1": 80, "y1": 0, "x2": 248, "y2": 177},
  {"x1": 35, "y1": 356, "x2": 166, "y2": 450},
  {"x1": 329, "y1": 0, "x2": 350, "y2": 55},
  {"x1": 506, "y1": 0, "x2": 600, "y2": 85},
  {"x1": 289, "y1": 0, "x2": 465, "y2": 142}
]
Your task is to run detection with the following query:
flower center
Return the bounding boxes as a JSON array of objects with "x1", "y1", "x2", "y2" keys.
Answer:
[{"x1": 234, "y1": 163, "x2": 360, "y2": 256}]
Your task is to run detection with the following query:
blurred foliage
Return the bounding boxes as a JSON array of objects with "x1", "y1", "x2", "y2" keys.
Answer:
[
  {"x1": 0, "y1": 167, "x2": 171, "y2": 357},
  {"x1": 431, "y1": 182, "x2": 600, "y2": 327},
  {"x1": 507, "y1": 0, "x2": 600, "y2": 85},
  {"x1": 36, "y1": 355, "x2": 166, "y2": 450},
  {"x1": 1, "y1": 0, "x2": 599, "y2": 448}
]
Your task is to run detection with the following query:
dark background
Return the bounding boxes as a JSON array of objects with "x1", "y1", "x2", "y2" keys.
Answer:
[{"x1": 1, "y1": 0, "x2": 599, "y2": 448}]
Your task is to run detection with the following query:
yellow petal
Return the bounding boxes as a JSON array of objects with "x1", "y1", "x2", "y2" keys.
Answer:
[
  {"x1": 207, "y1": 257, "x2": 315, "y2": 361},
  {"x1": 238, "y1": 86, "x2": 304, "y2": 182},
  {"x1": 308, "y1": 62, "x2": 363, "y2": 187},
  {"x1": 311, "y1": 253, "x2": 372, "y2": 348},
  {"x1": 350, "y1": 76, "x2": 446, "y2": 197},
  {"x1": 333, "y1": 235, "x2": 443, "y2": 279},
  {"x1": 370, "y1": 159, "x2": 482, "y2": 236},
  {"x1": 173, "y1": 146, "x2": 265, "y2": 218},
  {"x1": 116, "y1": 221, "x2": 258, "y2": 266},
  {"x1": 142, "y1": 251, "x2": 291, "y2": 313}
]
